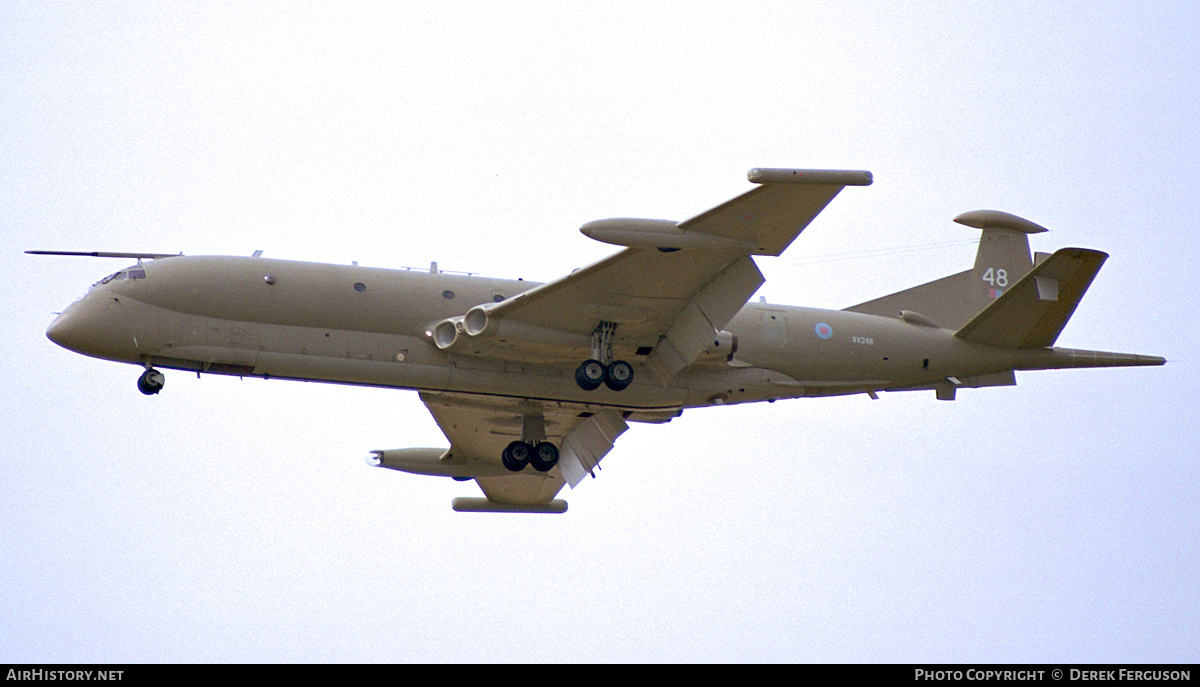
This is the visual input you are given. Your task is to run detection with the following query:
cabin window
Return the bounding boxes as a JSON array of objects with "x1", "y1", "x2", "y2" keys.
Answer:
[
  {"x1": 443, "y1": 290, "x2": 455, "y2": 300},
  {"x1": 353, "y1": 282, "x2": 367, "y2": 292}
]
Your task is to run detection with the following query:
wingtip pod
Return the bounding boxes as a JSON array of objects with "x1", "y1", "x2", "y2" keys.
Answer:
[
  {"x1": 747, "y1": 168, "x2": 873, "y2": 186},
  {"x1": 451, "y1": 497, "x2": 568, "y2": 514}
]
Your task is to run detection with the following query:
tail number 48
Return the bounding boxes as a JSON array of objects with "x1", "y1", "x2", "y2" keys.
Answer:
[{"x1": 982, "y1": 268, "x2": 1008, "y2": 287}]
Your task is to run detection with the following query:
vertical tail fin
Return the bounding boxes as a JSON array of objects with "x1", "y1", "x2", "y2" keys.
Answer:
[{"x1": 844, "y1": 210, "x2": 1048, "y2": 329}]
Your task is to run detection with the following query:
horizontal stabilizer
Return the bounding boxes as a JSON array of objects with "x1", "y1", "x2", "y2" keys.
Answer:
[{"x1": 956, "y1": 248, "x2": 1107, "y2": 349}]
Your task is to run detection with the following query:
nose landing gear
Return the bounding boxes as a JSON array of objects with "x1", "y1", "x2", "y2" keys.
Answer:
[{"x1": 137, "y1": 368, "x2": 164, "y2": 395}]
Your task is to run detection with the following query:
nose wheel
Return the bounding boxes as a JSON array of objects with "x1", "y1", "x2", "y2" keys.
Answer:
[{"x1": 137, "y1": 368, "x2": 165, "y2": 395}]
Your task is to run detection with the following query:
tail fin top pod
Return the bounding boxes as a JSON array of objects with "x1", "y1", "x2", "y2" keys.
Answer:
[
  {"x1": 957, "y1": 210, "x2": 1046, "y2": 313},
  {"x1": 844, "y1": 210, "x2": 1048, "y2": 330}
]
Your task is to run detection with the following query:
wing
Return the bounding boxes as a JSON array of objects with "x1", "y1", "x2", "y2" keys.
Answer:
[
  {"x1": 434, "y1": 168, "x2": 872, "y2": 383},
  {"x1": 679, "y1": 168, "x2": 874, "y2": 256},
  {"x1": 419, "y1": 391, "x2": 628, "y2": 506}
]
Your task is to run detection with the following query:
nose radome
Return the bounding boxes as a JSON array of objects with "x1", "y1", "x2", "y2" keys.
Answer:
[
  {"x1": 46, "y1": 300, "x2": 113, "y2": 357},
  {"x1": 43, "y1": 295, "x2": 144, "y2": 364},
  {"x1": 46, "y1": 309, "x2": 82, "y2": 352}
]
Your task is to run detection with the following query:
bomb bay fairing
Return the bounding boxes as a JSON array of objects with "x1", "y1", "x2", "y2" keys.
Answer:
[{"x1": 33, "y1": 168, "x2": 1164, "y2": 513}]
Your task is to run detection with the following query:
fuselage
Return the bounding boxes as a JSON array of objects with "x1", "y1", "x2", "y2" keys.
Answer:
[{"x1": 45, "y1": 255, "x2": 1114, "y2": 414}]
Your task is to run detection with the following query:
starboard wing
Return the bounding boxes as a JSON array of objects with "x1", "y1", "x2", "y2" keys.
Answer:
[{"x1": 436, "y1": 168, "x2": 872, "y2": 382}]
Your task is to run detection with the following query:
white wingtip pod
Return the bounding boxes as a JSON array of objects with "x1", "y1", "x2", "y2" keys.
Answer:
[
  {"x1": 747, "y1": 168, "x2": 873, "y2": 186},
  {"x1": 451, "y1": 497, "x2": 568, "y2": 514}
]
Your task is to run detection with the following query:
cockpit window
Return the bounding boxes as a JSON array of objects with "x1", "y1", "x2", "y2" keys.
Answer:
[{"x1": 95, "y1": 266, "x2": 147, "y2": 287}]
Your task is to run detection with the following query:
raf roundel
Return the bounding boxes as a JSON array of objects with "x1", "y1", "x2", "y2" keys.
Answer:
[{"x1": 815, "y1": 322, "x2": 833, "y2": 340}]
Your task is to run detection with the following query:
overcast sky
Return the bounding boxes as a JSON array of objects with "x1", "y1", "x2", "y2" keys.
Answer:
[{"x1": 2, "y1": 2, "x2": 1196, "y2": 662}]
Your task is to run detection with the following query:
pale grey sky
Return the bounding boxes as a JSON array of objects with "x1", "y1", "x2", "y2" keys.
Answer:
[{"x1": 2, "y1": 2, "x2": 1196, "y2": 662}]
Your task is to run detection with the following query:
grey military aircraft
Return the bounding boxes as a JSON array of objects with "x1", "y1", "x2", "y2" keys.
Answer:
[{"x1": 32, "y1": 168, "x2": 1164, "y2": 513}]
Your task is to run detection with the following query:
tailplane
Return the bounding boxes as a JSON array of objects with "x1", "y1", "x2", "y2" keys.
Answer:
[
  {"x1": 845, "y1": 210, "x2": 1049, "y2": 329},
  {"x1": 955, "y1": 247, "x2": 1106, "y2": 349}
]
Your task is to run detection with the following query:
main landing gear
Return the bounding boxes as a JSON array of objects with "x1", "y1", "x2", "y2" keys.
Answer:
[
  {"x1": 502, "y1": 440, "x2": 560, "y2": 473},
  {"x1": 574, "y1": 321, "x2": 635, "y2": 392},
  {"x1": 137, "y1": 367, "x2": 164, "y2": 395},
  {"x1": 501, "y1": 410, "x2": 561, "y2": 475},
  {"x1": 501, "y1": 415, "x2": 561, "y2": 473},
  {"x1": 575, "y1": 359, "x2": 633, "y2": 391}
]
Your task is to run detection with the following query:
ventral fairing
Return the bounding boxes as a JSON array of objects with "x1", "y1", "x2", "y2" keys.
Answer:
[{"x1": 32, "y1": 168, "x2": 1164, "y2": 513}]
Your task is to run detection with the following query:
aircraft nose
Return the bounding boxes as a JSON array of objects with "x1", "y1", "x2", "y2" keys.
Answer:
[
  {"x1": 46, "y1": 307, "x2": 86, "y2": 353},
  {"x1": 44, "y1": 295, "x2": 140, "y2": 361}
]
